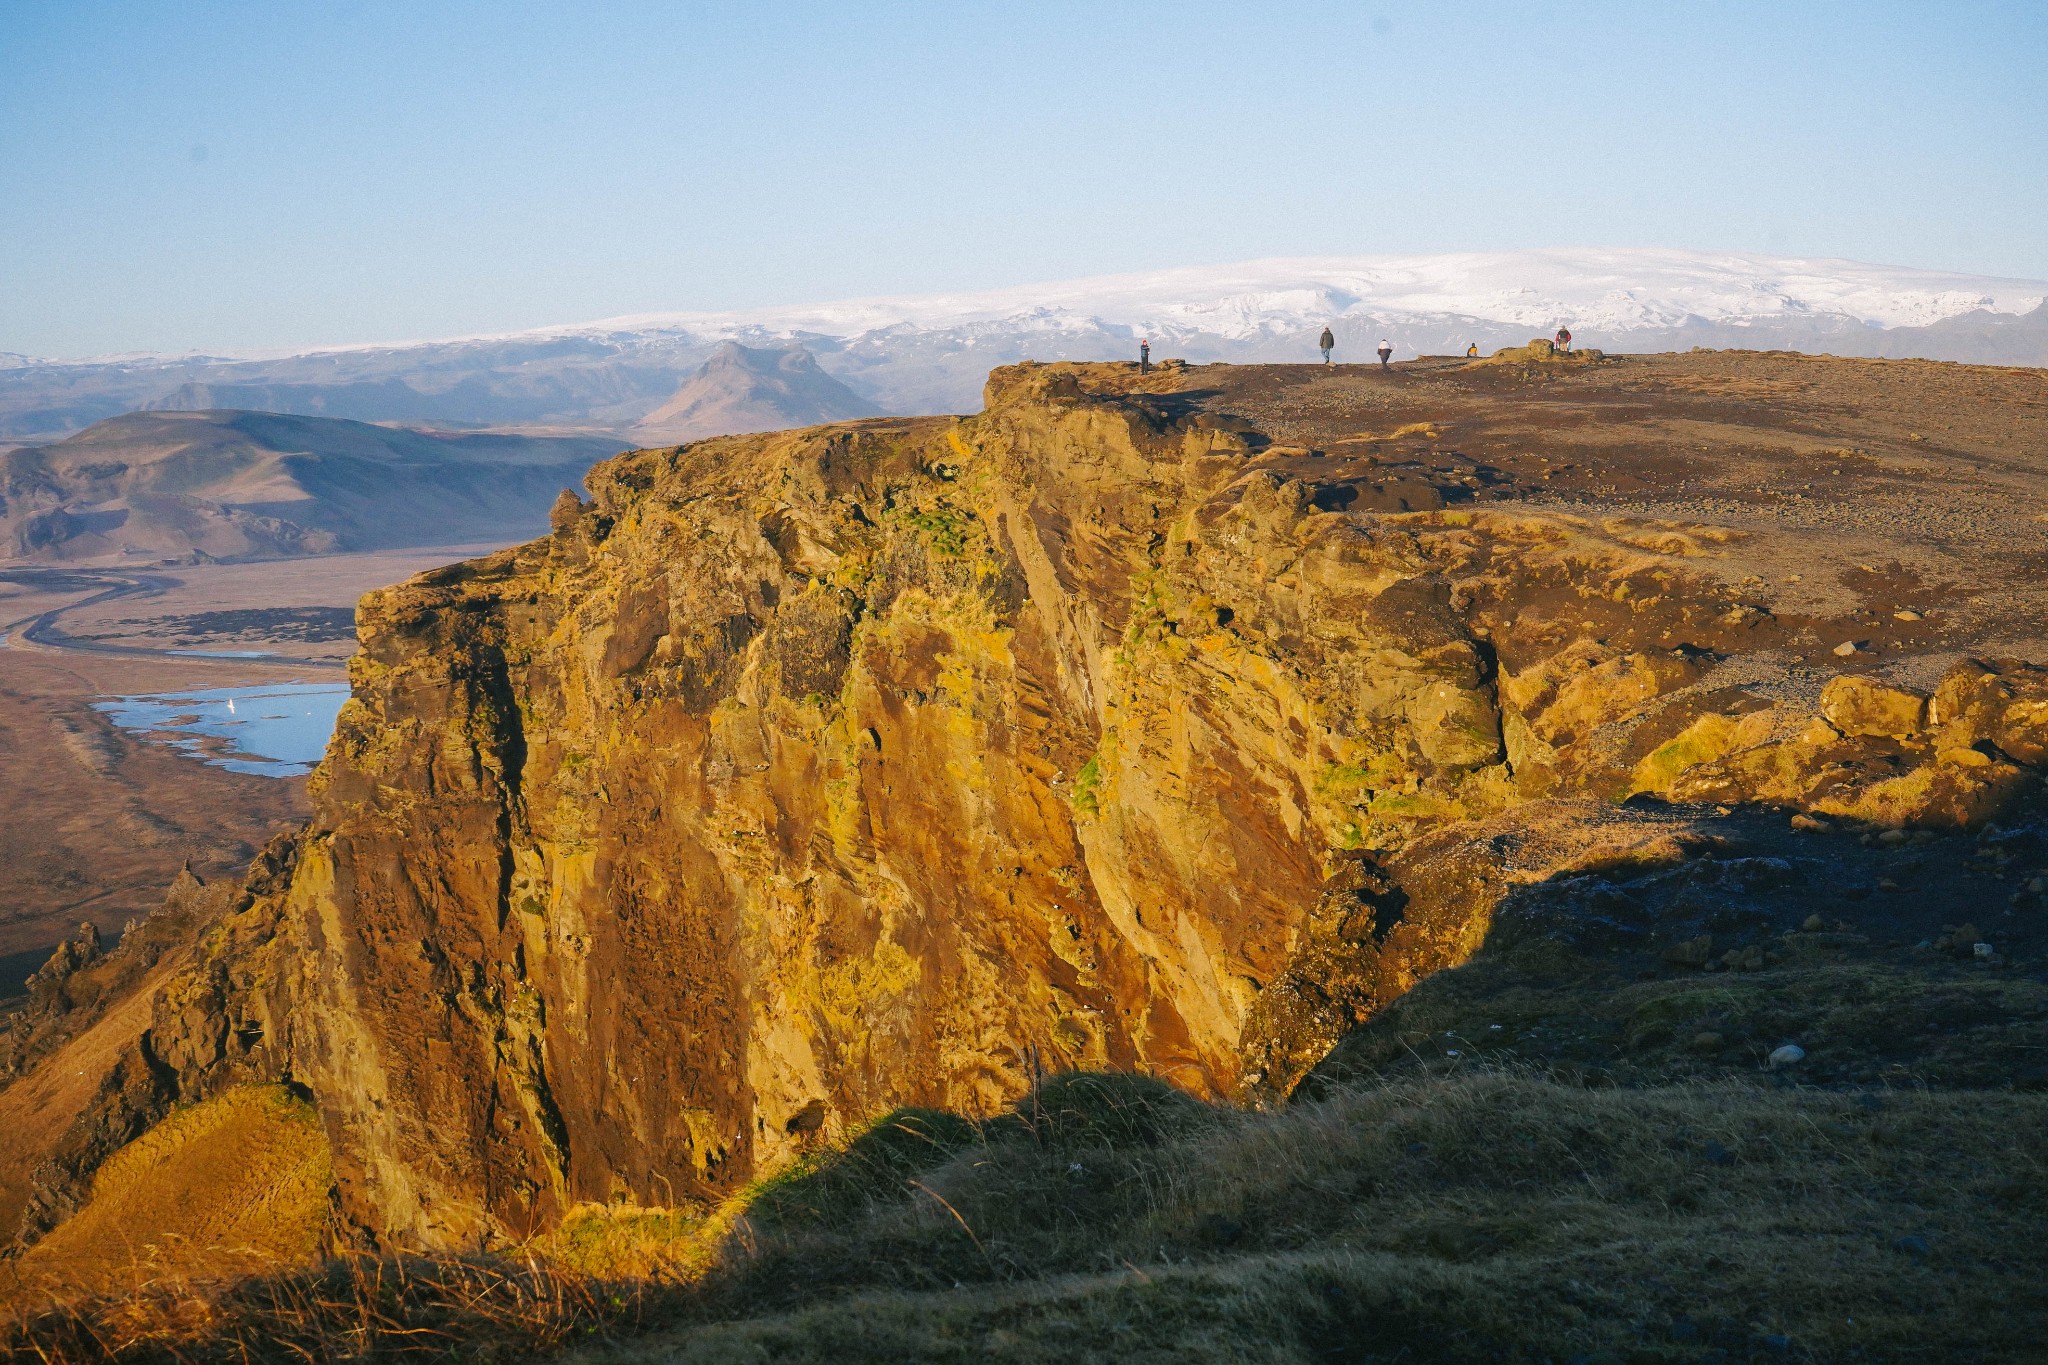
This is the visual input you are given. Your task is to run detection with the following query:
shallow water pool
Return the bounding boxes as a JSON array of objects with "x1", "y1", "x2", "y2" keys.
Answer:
[{"x1": 94, "y1": 682, "x2": 351, "y2": 778}]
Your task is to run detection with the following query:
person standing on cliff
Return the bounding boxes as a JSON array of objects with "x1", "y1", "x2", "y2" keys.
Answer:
[
  {"x1": 1466, "y1": 342, "x2": 1479, "y2": 358},
  {"x1": 1377, "y1": 338, "x2": 1393, "y2": 368},
  {"x1": 1319, "y1": 326, "x2": 1335, "y2": 365},
  {"x1": 1139, "y1": 339, "x2": 1151, "y2": 373}
]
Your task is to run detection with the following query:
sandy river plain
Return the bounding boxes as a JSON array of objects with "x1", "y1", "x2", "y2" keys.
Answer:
[{"x1": 0, "y1": 546, "x2": 502, "y2": 994}]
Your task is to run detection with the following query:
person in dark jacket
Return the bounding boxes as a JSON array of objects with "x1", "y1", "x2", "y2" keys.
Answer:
[
  {"x1": 1377, "y1": 339, "x2": 1393, "y2": 368},
  {"x1": 1555, "y1": 326, "x2": 1572, "y2": 354},
  {"x1": 1139, "y1": 339, "x2": 1151, "y2": 373},
  {"x1": 1319, "y1": 327, "x2": 1335, "y2": 365}
]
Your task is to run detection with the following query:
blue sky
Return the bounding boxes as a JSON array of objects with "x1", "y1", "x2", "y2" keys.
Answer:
[{"x1": 2, "y1": 1, "x2": 2043, "y2": 357}]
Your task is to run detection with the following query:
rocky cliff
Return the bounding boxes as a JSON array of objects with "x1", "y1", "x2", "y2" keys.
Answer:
[{"x1": 10, "y1": 353, "x2": 2046, "y2": 1254}]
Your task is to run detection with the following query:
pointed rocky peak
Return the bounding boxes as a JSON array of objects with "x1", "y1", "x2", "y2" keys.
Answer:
[{"x1": 632, "y1": 342, "x2": 879, "y2": 444}]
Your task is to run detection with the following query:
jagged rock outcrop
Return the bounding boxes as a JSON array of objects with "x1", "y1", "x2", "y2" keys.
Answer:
[{"x1": 16, "y1": 357, "x2": 2046, "y2": 1254}]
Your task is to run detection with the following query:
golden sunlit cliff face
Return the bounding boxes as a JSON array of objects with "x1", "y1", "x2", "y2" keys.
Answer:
[{"x1": 15, "y1": 353, "x2": 2047, "y2": 1256}]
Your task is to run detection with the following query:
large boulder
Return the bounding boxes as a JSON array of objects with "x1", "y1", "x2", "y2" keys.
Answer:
[{"x1": 1821, "y1": 675, "x2": 1927, "y2": 738}]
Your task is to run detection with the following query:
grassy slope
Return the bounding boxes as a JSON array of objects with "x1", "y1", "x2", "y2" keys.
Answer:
[
  {"x1": 11, "y1": 1072, "x2": 2041, "y2": 1362},
  {"x1": 574, "y1": 1073, "x2": 2047, "y2": 1364},
  {"x1": 5, "y1": 1085, "x2": 332, "y2": 1300}
]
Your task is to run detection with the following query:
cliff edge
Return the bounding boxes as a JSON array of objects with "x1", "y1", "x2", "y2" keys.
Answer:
[{"x1": 7, "y1": 352, "x2": 2047, "y2": 1259}]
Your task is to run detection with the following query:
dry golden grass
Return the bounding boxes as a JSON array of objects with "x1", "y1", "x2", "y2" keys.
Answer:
[
  {"x1": 4, "y1": 1084, "x2": 332, "y2": 1302},
  {"x1": 8, "y1": 1070, "x2": 2045, "y2": 1362}
]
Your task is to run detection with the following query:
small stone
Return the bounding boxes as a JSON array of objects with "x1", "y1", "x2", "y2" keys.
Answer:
[
  {"x1": 1768, "y1": 1044, "x2": 1806, "y2": 1068},
  {"x1": 1973, "y1": 942, "x2": 1995, "y2": 959},
  {"x1": 1894, "y1": 609, "x2": 1922, "y2": 621},
  {"x1": 1877, "y1": 829, "x2": 1910, "y2": 846},
  {"x1": 1833, "y1": 641, "x2": 1863, "y2": 656},
  {"x1": 2028, "y1": 876, "x2": 2046, "y2": 894},
  {"x1": 1722, "y1": 944, "x2": 1768, "y2": 972},
  {"x1": 1662, "y1": 935, "x2": 1715, "y2": 967},
  {"x1": 1802, "y1": 913, "x2": 1826, "y2": 932},
  {"x1": 1894, "y1": 1234, "x2": 1930, "y2": 1256},
  {"x1": 1878, "y1": 878, "x2": 1900, "y2": 891},
  {"x1": 1790, "y1": 813, "x2": 1828, "y2": 833},
  {"x1": 1691, "y1": 1031, "x2": 1724, "y2": 1051}
]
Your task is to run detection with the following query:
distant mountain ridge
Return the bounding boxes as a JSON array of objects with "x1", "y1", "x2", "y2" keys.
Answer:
[
  {"x1": 633, "y1": 342, "x2": 878, "y2": 443},
  {"x1": 3, "y1": 249, "x2": 2043, "y2": 441},
  {"x1": 0, "y1": 410, "x2": 624, "y2": 563}
]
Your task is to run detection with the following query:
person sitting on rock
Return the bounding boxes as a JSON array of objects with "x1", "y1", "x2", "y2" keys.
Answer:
[
  {"x1": 1377, "y1": 339, "x2": 1393, "y2": 368},
  {"x1": 1555, "y1": 326, "x2": 1572, "y2": 353},
  {"x1": 1466, "y1": 342, "x2": 1479, "y2": 357},
  {"x1": 1319, "y1": 326, "x2": 1335, "y2": 365}
]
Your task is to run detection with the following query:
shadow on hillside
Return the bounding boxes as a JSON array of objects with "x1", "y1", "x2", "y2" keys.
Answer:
[{"x1": 1306, "y1": 797, "x2": 2048, "y2": 1097}]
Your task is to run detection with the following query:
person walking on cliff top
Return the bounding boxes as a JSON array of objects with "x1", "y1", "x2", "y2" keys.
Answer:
[
  {"x1": 1319, "y1": 326, "x2": 1335, "y2": 365},
  {"x1": 1139, "y1": 339, "x2": 1151, "y2": 373},
  {"x1": 1555, "y1": 326, "x2": 1572, "y2": 354},
  {"x1": 1377, "y1": 339, "x2": 1393, "y2": 368}
]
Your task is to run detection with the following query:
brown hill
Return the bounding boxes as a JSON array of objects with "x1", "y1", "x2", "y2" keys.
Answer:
[
  {"x1": 631, "y1": 342, "x2": 878, "y2": 443},
  {"x1": 0, "y1": 410, "x2": 624, "y2": 562}
]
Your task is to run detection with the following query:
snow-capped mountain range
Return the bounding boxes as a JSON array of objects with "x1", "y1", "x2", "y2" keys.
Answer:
[
  {"x1": 578, "y1": 247, "x2": 2047, "y2": 345},
  {"x1": 4, "y1": 249, "x2": 2044, "y2": 443}
]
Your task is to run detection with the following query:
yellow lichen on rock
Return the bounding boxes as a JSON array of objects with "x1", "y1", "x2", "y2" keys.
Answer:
[{"x1": 1821, "y1": 675, "x2": 1927, "y2": 738}]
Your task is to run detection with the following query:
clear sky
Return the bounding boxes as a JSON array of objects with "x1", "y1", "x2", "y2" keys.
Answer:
[{"x1": 2, "y1": 1, "x2": 2044, "y2": 358}]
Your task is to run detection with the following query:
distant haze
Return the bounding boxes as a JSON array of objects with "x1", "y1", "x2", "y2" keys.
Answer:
[{"x1": 1, "y1": 249, "x2": 2043, "y2": 445}]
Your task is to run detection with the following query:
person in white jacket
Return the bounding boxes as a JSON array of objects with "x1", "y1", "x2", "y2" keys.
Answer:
[{"x1": 1376, "y1": 339, "x2": 1393, "y2": 368}]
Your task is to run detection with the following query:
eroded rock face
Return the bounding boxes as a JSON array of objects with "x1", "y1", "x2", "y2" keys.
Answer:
[{"x1": 45, "y1": 360, "x2": 2047, "y2": 1251}]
